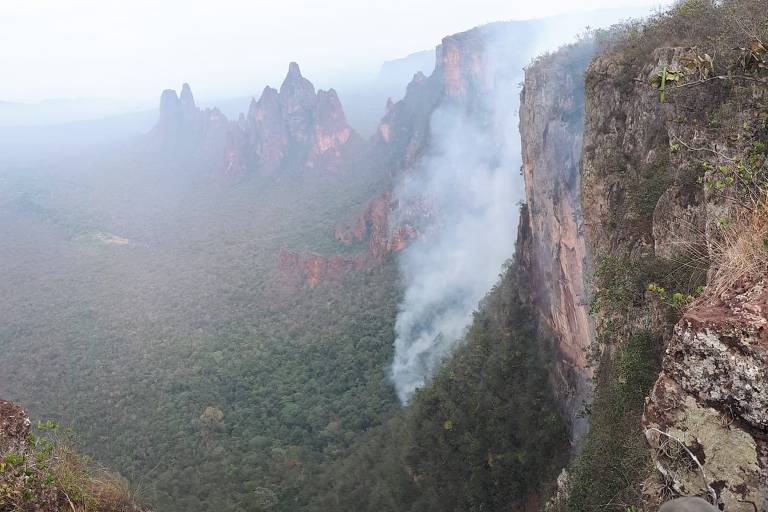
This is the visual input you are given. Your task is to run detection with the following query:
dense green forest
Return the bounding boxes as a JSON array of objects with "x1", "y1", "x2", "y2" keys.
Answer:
[
  {"x1": 0, "y1": 153, "x2": 403, "y2": 511},
  {"x1": 1, "y1": 143, "x2": 568, "y2": 511},
  {"x1": 303, "y1": 256, "x2": 568, "y2": 512}
]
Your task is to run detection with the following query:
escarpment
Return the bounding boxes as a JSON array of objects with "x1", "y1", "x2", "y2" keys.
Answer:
[
  {"x1": 559, "y1": 7, "x2": 768, "y2": 509},
  {"x1": 517, "y1": 3, "x2": 768, "y2": 510},
  {"x1": 519, "y1": 41, "x2": 596, "y2": 450},
  {"x1": 581, "y1": 42, "x2": 767, "y2": 510}
]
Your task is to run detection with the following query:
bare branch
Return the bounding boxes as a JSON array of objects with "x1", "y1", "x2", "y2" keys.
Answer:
[{"x1": 646, "y1": 427, "x2": 718, "y2": 505}]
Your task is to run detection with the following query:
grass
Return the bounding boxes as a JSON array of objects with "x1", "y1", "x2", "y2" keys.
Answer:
[
  {"x1": 0, "y1": 423, "x2": 142, "y2": 512},
  {"x1": 709, "y1": 188, "x2": 768, "y2": 294}
]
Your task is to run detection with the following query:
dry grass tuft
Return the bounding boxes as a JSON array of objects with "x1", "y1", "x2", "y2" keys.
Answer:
[
  {"x1": 709, "y1": 191, "x2": 768, "y2": 295},
  {"x1": 1, "y1": 428, "x2": 146, "y2": 512},
  {"x1": 89, "y1": 470, "x2": 142, "y2": 512}
]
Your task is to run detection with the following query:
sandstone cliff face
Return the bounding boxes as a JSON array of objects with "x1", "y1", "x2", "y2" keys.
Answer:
[
  {"x1": 334, "y1": 193, "x2": 421, "y2": 261},
  {"x1": 519, "y1": 42, "x2": 596, "y2": 449},
  {"x1": 372, "y1": 21, "x2": 523, "y2": 175},
  {"x1": 364, "y1": 21, "x2": 532, "y2": 265},
  {"x1": 580, "y1": 43, "x2": 768, "y2": 509}
]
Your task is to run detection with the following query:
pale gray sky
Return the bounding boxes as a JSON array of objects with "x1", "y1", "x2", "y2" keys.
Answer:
[{"x1": 0, "y1": 0, "x2": 668, "y2": 104}]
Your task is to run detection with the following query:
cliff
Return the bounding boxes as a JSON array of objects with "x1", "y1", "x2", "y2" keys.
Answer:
[
  {"x1": 580, "y1": 34, "x2": 767, "y2": 508},
  {"x1": 515, "y1": 3, "x2": 768, "y2": 510},
  {"x1": 371, "y1": 21, "x2": 525, "y2": 174},
  {"x1": 519, "y1": 41, "x2": 596, "y2": 450}
]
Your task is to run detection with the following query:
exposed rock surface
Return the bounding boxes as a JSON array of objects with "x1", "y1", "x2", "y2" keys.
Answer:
[
  {"x1": 149, "y1": 64, "x2": 359, "y2": 179},
  {"x1": 148, "y1": 83, "x2": 229, "y2": 164},
  {"x1": 221, "y1": 63, "x2": 358, "y2": 179},
  {"x1": 519, "y1": 42, "x2": 596, "y2": 449},
  {"x1": 0, "y1": 400, "x2": 31, "y2": 454},
  {"x1": 579, "y1": 43, "x2": 768, "y2": 509},
  {"x1": 334, "y1": 193, "x2": 420, "y2": 260},
  {"x1": 644, "y1": 278, "x2": 768, "y2": 511},
  {"x1": 277, "y1": 249, "x2": 359, "y2": 289},
  {"x1": 370, "y1": 24, "x2": 501, "y2": 173}
]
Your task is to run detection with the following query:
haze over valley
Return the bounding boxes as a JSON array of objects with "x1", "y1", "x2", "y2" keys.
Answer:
[{"x1": 4, "y1": 2, "x2": 767, "y2": 512}]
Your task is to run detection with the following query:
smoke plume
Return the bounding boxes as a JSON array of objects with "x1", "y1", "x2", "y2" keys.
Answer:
[{"x1": 389, "y1": 10, "x2": 641, "y2": 403}]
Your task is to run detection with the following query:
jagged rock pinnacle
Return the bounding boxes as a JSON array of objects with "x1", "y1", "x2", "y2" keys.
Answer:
[
  {"x1": 180, "y1": 82, "x2": 196, "y2": 113},
  {"x1": 287, "y1": 61, "x2": 302, "y2": 79},
  {"x1": 158, "y1": 89, "x2": 181, "y2": 124}
]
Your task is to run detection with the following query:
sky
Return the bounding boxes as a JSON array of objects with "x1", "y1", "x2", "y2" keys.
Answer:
[{"x1": 0, "y1": 0, "x2": 668, "y2": 105}]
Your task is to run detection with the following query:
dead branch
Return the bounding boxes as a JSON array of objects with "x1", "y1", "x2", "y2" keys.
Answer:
[{"x1": 646, "y1": 427, "x2": 718, "y2": 505}]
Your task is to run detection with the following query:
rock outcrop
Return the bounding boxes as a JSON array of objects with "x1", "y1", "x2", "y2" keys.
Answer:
[
  {"x1": 0, "y1": 400, "x2": 31, "y2": 454},
  {"x1": 148, "y1": 83, "x2": 229, "y2": 163},
  {"x1": 221, "y1": 63, "x2": 358, "y2": 179},
  {"x1": 149, "y1": 64, "x2": 359, "y2": 179},
  {"x1": 277, "y1": 249, "x2": 359, "y2": 289},
  {"x1": 644, "y1": 278, "x2": 768, "y2": 511},
  {"x1": 519, "y1": 41, "x2": 596, "y2": 449},
  {"x1": 578, "y1": 39, "x2": 768, "y2": 509},
  {"x1": 334, "y1": 193, "x2": 420, "y2": 260}
]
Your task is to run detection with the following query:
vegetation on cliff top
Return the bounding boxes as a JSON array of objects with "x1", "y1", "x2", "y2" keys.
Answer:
[
  {"x1": 567, "y1": 0, "x2": 767, "y2": 509},
  {"x1": 0, "y1": 403, "x2": 144, "y2": 512}
]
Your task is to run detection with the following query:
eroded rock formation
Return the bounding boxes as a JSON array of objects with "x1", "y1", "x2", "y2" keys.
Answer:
[
  {"x1": 149, "y1": 64, "x2": 359, "y2": 180},
  {"x1": 519, "y1": 41, "x2": 596, "y2": 449}
]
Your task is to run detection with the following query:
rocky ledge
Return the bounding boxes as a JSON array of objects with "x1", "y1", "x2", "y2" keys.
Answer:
[{"x1": 643, "y1": 278, "x2": 768, "y2": 511}]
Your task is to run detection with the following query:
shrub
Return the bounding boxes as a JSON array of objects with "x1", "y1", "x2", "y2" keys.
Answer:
[
  {"x1": 0, "y1": 421, "x2": 142, "y2": 512},
  {"x1": 567, "y1": 332, "x2": 663, "y2": 512}
]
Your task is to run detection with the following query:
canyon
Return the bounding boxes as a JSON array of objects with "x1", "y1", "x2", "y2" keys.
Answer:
[{"x1": 2, "y1": 2, "x2": 767, "y2": 512}]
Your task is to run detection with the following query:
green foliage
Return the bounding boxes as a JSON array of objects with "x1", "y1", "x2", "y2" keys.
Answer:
[
  {"x1": 571, "y1": 253, "x2": 703, "y2": 509},
  {"x1": 0, "y1": 163, "x2": 401, "y2": 512},
  {"x1": 567, "y1": 331, "x2": 663, "y2": 511},
  {"x1": 646, "y1": 282, "x2": 701, "y2": 310},
  {"x1": 589, "y1": 256, "x2": 640, "y2": 315},
  {"x1": 304, "y1": 261, "x2": 568, "y2": 512},
  {"x1": 697, "y1": 141, "x2": 767, "y2": 204}
]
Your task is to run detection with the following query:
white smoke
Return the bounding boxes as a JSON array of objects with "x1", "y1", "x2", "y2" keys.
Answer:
[
  {"x1": 390, "y1": 104, "x2": 521, "y2": 403},
  {"x1": 389, "y1": 10, "x2": 643, "y2": 403},
  {"x1": 390, "y1": 34, "x2": 524, "y2": 403}
]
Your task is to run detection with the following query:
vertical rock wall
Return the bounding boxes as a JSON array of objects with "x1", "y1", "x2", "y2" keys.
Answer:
[{"x1": 519, "y1": 41, "x2": 596, "y2": 450}]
